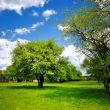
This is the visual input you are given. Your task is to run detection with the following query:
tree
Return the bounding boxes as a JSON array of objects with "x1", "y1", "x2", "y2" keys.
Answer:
[
  {"x1": 0, "y1": 69, "x2": 13, "y2": 82},
  {"x1": 0, "y1": 70, "x2": 4, "y2": 82},
  {"x1": 62, "y1": 0, "x2": 110, "y2": 92},
  {"x1": 58, "y1": 57, "x2": 82, "y2": 81},
  {"x1": 46, "y1": 57, "x2": 82, "y2": 82},
  {"x1": 66, "y1": 64, "x2": 82, "y2": 81},
  {"x1": 12, "y1": 40, "x2": 63, "y2": 87},
  {"x1": 4, "y1": 65, "x2": 16, "y2": 82}
]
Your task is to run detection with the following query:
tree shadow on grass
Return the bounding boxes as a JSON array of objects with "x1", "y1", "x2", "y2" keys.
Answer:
[
  {"x1": 43, "y1": 87, "x2": 110, "y2": 102},
  {"x1": 7, "y1": 85, "x2": 59, "y2": 90},
  {"x1": 6, "y1": 84, "x2": 110, "y2": 105},
  {"x1": 42, "y1": 87, "x2": 110, "y2": 106}
]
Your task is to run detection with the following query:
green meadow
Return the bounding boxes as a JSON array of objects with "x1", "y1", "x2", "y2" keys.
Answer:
[{"x1": 0, "y1": 81, "x2": 110, "y2": 110}]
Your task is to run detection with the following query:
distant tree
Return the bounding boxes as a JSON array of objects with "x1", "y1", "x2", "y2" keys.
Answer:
[
  {"x1": 66, "y1": 64, "x2": 82, "y2": 81},
  {"x1": 57, "y1": 57, "x2": 82, "y2": 81},
  {"x1": 12, "y1": 40, "x2": 63, "y2": 87},
  {"x1": 62, "y1": 0, "x2": 110, "y2": 92},
  {"x1": 0, "y1": 70, "x2": 4, "y2": 82},
  {"x1": 82, "y1": 55, "x2": 110, "y2": 87},
  {"x1": 46, "y1": 57, "x2": 82, "y2": 82},
  {"x1": 0, "y1": 69, "x2": 12, "y2": 82}
]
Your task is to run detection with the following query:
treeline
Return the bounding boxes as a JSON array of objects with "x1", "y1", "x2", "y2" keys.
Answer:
[{"x1": 0, "y1": 63, "x2": 82, "y2": 83}]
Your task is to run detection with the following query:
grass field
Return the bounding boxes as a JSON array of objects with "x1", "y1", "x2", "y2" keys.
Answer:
[{"x1": 0, "y1": 81, "x2": 110, "y2": 110}]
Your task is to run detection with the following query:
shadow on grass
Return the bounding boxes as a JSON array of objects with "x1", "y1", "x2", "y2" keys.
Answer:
[
  {"x1": 42, "y1": 87, "x2": 110, "y2": 105},
  {"x1": 7, "y1": 85, "x2": 58, "y2": 90},
  {"x1": 43, "y1": 87, "x2": 110, "y2": 100},
  {"x1": 7, "y1": 84, "x2": 110, "y2": 104}
]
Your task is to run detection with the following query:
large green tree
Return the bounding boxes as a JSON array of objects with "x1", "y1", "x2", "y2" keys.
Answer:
[
  {"x1": 62, "y1": 0, "x2": 110, "y2": 92},
  {"x1": 12, "y1": 40, "x2": 63, "y2": 87}
]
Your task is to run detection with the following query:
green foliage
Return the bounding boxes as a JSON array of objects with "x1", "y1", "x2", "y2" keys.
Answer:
[
  {"x1": 82, "y1": 55, "x2": 110, "y2": 84},
  {"x1": 46, "y1": 57, "x2": 82, "y2": 82},
  {"x1": 0, "y1": 71, "x2": 6, "y2": 82},
  {"x1": 11, "y1": 39, "x2": 64, "y2": 86},
  {"x1": 6, "y1": 39, "x2": 82, "y2": 84},
  {"x1": 0, "y1": 65, "x2": 24, "y2": 82},
  {"x1": 62, "y1": 0, "x2": 110, "y2": 92}
]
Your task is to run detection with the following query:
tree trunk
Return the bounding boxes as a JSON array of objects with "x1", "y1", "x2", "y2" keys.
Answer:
[
  {"x1": 103, "y1": 77, "x2": 110, "y2": 95},
  {"x1": 36, "y1": 74, "x2": 44, "y2": 88},
  {"x1": 17, "y1": 78, "x2": 22, "y2": 82}
]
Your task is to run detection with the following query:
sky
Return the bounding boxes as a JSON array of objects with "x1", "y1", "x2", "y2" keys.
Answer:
[{"x1": 0, "y1": 0, "x2": 94, "y2": 74}]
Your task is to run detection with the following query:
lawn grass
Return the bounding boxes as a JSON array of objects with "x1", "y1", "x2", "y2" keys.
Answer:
[{"x1": 0, "y1": 81, "x2": 110, "y2": 110}]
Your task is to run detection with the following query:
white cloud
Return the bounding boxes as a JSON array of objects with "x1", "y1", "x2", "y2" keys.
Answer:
[
  {"x1": 57, "y1": 24, "x2": 64, "y2": 31},
  {"x1": 0, "y1": 38, "x2": 28, "y2": 70},
  {"x1": 1, "y1": 22, "x2": 44, "y2": 37},
  {"x1": 31, "y1": 22, "x2": 44, "y2": 30},
  {"x1": 31, "y1": 10, "x2": 39, "y2": 16},
  {"x1": 0, "y1": 0, "x2": 48, "y2": 15},
  {"x1": 14, "y1": 22, "x2": 44, "y2": 36},
  {"x1": 57, "y1": 24, "x2": 68, "y2": 31},
  {"x1": 14, "y1": 28, "x2": 30, "y2": 35},
  {"x1": 1, "y1": 31, "x2": 6, "y2": 36},
  {"x1": 42, "y1": 9, "x2": 57, "y2": 20},
  {"x1": 62, "y1": 45, "x2": 86, "y2": 75}
]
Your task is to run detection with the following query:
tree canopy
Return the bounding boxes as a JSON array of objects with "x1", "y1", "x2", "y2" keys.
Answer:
[
  {"x1": 62, "y1": 0, "x2": 110, "y2": 92},
  {"x1": 12, "y1": 40, "x2": 63, "y2": 87}
]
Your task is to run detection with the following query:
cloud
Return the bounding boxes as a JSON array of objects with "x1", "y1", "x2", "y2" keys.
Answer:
[
  {"x1": 57, "y1": 24, "x2": 70, "y2": 41},
  {"x1": 1, "y1": 31, "x2": 6, "y2": 36},
  {"x1": 1, "y1": 22, "x2": 44, "y2": 37},
  {"x1": 57, "y1": 24, "x2": 64, "y2": 31},
  {"x1": 31, "y1": 22, "x2": 44, "y2": 30},
  {"x1": 57, "y1": 24, "x2": 68, "y2": 31},
  {"x1": 62, "y1": 45, "x2": 86, "y2": 74},
  {"x1": 0, "y1": 0, "x2": 48, "y2": 15},
  {"x1": 13, "y1": 22, "x2": 44, "y2": 36},
  {"x1": 31, "y1": 10, "x2": 39, "y2": 16},
  {"x1": 0, "y1": 38, "x2": 28, "y2": 70},
  {"x1": 14, "y1": 22, "x2": 44, "y2": 36},
  {"x1": 14, "y1": 28, "x2": 30, "y2": 35},
  {"x1": 42, "y1": 9, "x2": 57, "y2": 20}
]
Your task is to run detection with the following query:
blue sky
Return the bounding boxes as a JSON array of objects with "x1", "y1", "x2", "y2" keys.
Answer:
[
  {"x1": 0, "y1": 0, "x2": 94, "y2": 44},
  {"x1": 0, "y1": 0, "x2": 94, "y2": 73}
]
